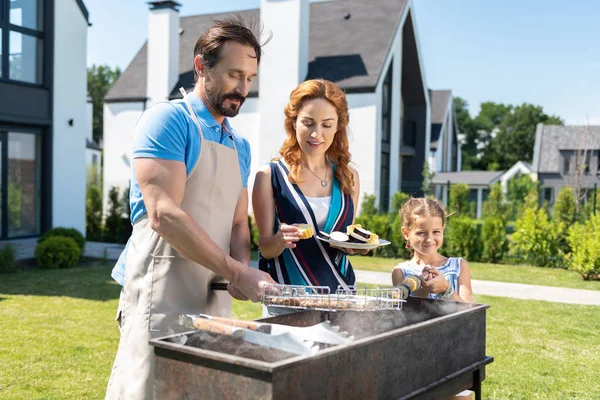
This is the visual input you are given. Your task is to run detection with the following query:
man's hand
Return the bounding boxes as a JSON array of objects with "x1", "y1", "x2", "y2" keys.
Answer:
[
  {"x1": 232, "y1": 264, "x2": 277, "y2": 302},
  {"x1": 227, "y1": 283, "x2": 249, "y2": 301}
]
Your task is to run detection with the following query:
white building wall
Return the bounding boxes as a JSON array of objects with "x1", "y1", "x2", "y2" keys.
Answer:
[
  {"x1": 52, "y1": 0, "x2": 87, "y2": 234},
  {"x1": 347, "y1": 93, "x2": 378, "y2": 213},
  {"x1": 103, "y1": 102, "x2": 144, "y2": 213},
  {"x1": 228, "y1": 98, "x2": 260, "y2": 197},
  {"x1": 258, "y1": 0, "x2": 309, "y2": 167},
  {"x1": 146, "y1": 6, "x2": 180, "y2": 107}
]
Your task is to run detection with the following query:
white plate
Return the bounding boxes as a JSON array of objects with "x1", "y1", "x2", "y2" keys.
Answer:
[{"x1": 316, "y1": 234, "x2": 391, "y2": 250}]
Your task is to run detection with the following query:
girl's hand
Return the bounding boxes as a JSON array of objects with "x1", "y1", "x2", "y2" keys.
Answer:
[
  {"x1": 276, "y1": 223, "x2": 302, "y2": 249},
  {"x1": 421, "y1": 267, "x2": 449, "y2": 294}
]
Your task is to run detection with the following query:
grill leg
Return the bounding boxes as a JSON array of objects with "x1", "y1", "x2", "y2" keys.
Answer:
[{"x1": 472, "y1": 367, "x2": 482, "y2": 400}]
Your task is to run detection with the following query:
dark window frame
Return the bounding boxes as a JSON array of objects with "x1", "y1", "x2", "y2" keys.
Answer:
[
  {"x1": 380, "y1": 61, "x2": 393, "y2": 211},
  {"x1": 0, "y1": 125, "x2": 43, "y2": 239},
  {"x1": 0, "y1": 0, "x2": 45, "y2": 86}
]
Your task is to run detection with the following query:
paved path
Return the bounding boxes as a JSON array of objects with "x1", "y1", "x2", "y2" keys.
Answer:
[{"x1": 354, "y1": 270, "x2": 600, "y2": 306}]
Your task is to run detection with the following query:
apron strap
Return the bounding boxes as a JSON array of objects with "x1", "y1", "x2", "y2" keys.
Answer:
[{"x1": 179, "y1": 87, "x2": 205, "y2": 142}]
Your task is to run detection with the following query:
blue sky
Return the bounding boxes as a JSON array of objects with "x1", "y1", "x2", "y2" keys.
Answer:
[{"x1": 85, "y1": 0, "x2": 600, "y2": 124}]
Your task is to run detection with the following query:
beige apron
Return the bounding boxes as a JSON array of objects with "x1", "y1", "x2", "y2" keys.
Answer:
[{"x1": 106, "y1": 88, "x2": 242, "y2": 400}]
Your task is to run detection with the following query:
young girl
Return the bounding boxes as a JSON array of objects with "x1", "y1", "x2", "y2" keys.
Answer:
[
  {"x1": 392, "y1": 197, "x2": 474, "y2": 399},
  {"x1": 392, "y1": 197, "x2": 473, "y2": 302}
]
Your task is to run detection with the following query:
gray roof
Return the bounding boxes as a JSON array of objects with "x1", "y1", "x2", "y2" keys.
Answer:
[
  {"x1": 106, "y1": 0, "x2": 408, "y2": 101},
  {"x1": 429, "y1": 89, "x2": 452, "y2": 150},
  {"x1": 533, "y1": 124, "x2": 600, "y2": 173},
  {"x1": 431, "y1": 171, "x2": 503, "y2": 186},
  {"x1": 429, "y1": 90, "x2": 451, "y2": 125}
]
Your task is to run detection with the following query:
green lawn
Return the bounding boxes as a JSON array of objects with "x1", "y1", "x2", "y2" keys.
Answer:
[
  {"x1": 346, "y1": 255, "x2": 600, "y2": 291},
  {"x1": 1, "y1": 264, "x2": 598, "y2": 399}
]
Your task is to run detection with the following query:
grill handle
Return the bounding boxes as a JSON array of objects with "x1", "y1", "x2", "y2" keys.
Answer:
[
  {"x1": 192, "y1": 318, "x2": 236, "y2": 335},
  {"x1": 204, "y1": 315, "x2": 260, "y2": 331},
  {"x1": 210, "y1": 282, "x2": 229, "y2": 291}
]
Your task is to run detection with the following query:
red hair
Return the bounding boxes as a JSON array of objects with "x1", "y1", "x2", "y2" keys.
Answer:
[{"x1": 278, "y1": 79, "x2": 354, "y2": 194}]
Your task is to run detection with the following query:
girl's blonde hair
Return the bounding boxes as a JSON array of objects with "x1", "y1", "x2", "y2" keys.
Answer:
[{"x1": 400, "y1": 197, "x2": 448, "y2": 232}]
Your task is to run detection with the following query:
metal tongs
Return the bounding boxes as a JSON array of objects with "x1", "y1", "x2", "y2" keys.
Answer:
[{"x1": 179, "y1": 314, "x2": 320, "y2": 357}]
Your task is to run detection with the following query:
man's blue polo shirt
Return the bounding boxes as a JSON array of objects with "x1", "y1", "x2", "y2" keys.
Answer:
[{"x1": 111, "y1": 92, "x2": 251, "y2": 286}]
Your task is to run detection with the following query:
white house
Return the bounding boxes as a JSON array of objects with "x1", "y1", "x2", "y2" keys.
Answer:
[
  {"x1": 103, "y1": 0, "x2": 431, "y2": 213},
  {"x1": 0, "y1": 0, "x2": 89, "y2": 239}
]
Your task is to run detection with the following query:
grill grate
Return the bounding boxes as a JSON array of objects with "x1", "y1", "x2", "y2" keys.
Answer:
[{"x1": 261, "y1": 284, "x2": 405, "y2": 311}]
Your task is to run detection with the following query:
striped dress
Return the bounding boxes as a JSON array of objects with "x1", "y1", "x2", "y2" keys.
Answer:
[{"x1": 258, "y1": 160, "x2": 356, "y2": 292}]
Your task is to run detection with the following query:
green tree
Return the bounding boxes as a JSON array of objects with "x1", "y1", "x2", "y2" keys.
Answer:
[
  {"x1": 421, "y1": 162, "x2": 435, "y2": 196},
  {"x1": 104, "y1": 187, "x2": 123, "y2": 243},
  {"x1": 512, "y1": 203, "x2": 562, "y2": 268},
  {"x1": 553, "y1": 187, "x2": 579, "y2": 227},
  {"x1": 486, "y1": 104, "x2": 562, "y2": 170},
  {"x1": 449, "y1": 184, "x2": 469, "y2": 216},
  {"x1": 506, "y1": 174, "x2": 538, "y2": 220},
  {"x1": 86, "y1": 186, "x2": 104, "y2": 241},
  {"x1": 454, "y1": 98, "x2": 564, "y2": 171},
  {"x1": 482, "y1": 183, "x2": 506, "y2": 221},
  {"x1": 87, "y1": 64, "x2": 121, "y2": 143},
  {"x1": 481, "y1": 216, "x2": 508, "y2": 263},
  {"x1": 567, "y1": 214, "x2": 600, "y2": 279}
]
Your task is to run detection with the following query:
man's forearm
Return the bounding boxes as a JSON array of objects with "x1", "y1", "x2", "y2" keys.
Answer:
[
  {"x1": 149, "y1": 202, "x2": 244, "y2": 284},
  {"x1": 230, "y1": 221, "x2": 251, "y2": 266}
]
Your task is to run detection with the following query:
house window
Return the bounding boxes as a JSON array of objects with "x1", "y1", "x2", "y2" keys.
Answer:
[
  {"x1": 562, "y1": 151, "x2": 571, "y2": 175},
  {"x1": 92, "y1": 154, "x2": 98, "y2": 166},
  {"x1": 543, "y1": 187, "x2": 553, "y2": 203},
  {"x1": 401, "y1": 119, "x2": 416, "y2": 147},
  {"x1": 0, "y1": 129, "x2": 42, "y2": 238},
  {"x1": 584, "y1": 151, "x2": 591, "y2": 175},
  {"x1": 0, "y1": 0, "x2": 44, "y2": 84},
  {"x1": 379, "y1": 61, "x2": 392, "y2": 211}
]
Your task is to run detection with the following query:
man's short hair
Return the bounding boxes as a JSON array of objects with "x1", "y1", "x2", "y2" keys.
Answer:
[{"x1": 193, "y1": 17, "x2": 265, "y2": 82}]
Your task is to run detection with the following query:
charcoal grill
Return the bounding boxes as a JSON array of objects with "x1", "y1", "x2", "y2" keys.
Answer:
[{"x1": 150, "y1": 297, "x2": 493, "y2": 399}]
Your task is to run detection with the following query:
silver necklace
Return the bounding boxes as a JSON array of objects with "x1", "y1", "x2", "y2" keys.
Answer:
[{"x1": 302, "y1": 161, "x2": 329, "y2": 187}]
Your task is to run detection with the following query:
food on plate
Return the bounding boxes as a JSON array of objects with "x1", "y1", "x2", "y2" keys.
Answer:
[
  {"x1": 330, "y1": 231, "x2": 349, "y2": 242},
  {"x1": 293, "y1": 223, "x2": 314, "y2": 239},
  {"x1": 346, "y1": 224, "x2": 379, "y2": 244}
]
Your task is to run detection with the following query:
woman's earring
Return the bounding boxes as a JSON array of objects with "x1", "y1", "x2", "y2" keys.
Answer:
[{"x1": 405, "y1": 242, "x2": 411, "y2": 249}]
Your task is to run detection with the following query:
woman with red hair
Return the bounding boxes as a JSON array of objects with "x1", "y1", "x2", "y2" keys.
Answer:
[{"x1": 252, "y1": 79, "x2": 365, "y2": 293}]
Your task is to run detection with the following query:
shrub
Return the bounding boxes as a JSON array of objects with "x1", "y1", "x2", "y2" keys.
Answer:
[
  {"x1": 444, "y1": 216, "x2": 481, "y2": 261},
  {"x1": 105, "y1": 186, "x2": 131, "y2": 244},
  {"x1": 567, "y1": 214, "x2": 600, "y2": 280},
  {"x1": 511, "y1": 207, "x2": 562, "y2": 267},
  {"x1": 35, "y1": 237, "x2": 80, "y2": 269},
  {"x1": 86, "y1": 185, "x2": 104, "y2": 241},
  {"x1": 38, "y1": 227, "x2": 86, "y2": 258},
  {"x1": 481, "y1": 216, "x2": 508, "y2": 263},
  {"x1": 0, "y1": 245, "x2": 17, "y2": 273},
  {"x1": 483, "y1": 183, "x2": 506, "y2": 221},
  {"x1": 553, "y1": 187, "x2": 579, "y2": 226},
  {"x1": 449, "y1": 184, "x2": 469, "y2": 216},
  {"x1": 506, "y1": 174, "x2": 538, "y2": 220},
  {"x1": 248, "y1": 214, "x2": 260, "y2": 251},
  {"x1": 359, "y1": 194, "x2": 378, "y2": 218}
]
